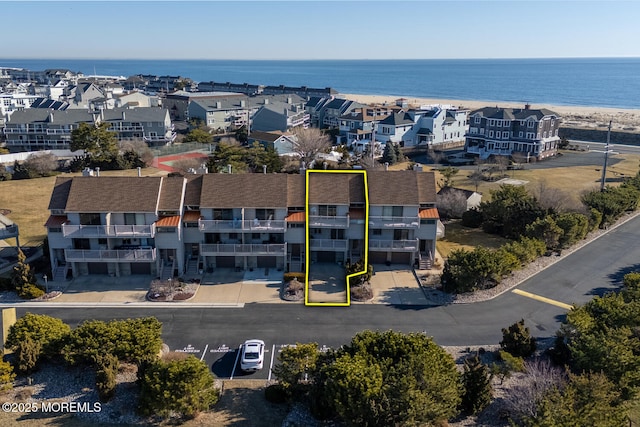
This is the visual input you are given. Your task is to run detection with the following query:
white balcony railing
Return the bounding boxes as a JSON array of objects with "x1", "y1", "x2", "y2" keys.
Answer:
[
  {"x1": 64, "y1": 248, "x2": 156, "y2": 262},
  {"x1": 308, "y1": 215, "x2": 349, "y2": 228},
  {"x1": 309, "y1": 239, "x2": 348, "y2": 250},
  {"x1": 368, "y1": 216, "x2": 419, "y2": 229},
  {"x1": 199, "y1": 243, "x2": 286, "y2": 256},
  {"x1": 62, "y1": 224, "x2": 156, "y2": 238},
  {"x1": 369, "y1": 239, "x2": 418, "y2": 251},
  {"x1": 198, "y1": 219, "x2": 285, "y2": 232}
]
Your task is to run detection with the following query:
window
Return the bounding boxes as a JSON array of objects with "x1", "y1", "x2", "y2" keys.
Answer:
[
  {"x1": 287, "y1": 223, "x2": 304, "y2": 229},
  {"x1": 519, "y1": 131, "x2": 523, "y2": 138},
  {"x1": 502, "y1": 131, "x2": 509, "y2": 139},
  {"x1": 372, "y1": 229, "x2": 382, "y2": 236},
  {"x1": 543, "y1": 131, "x2": 547, "y2": 138},
  {"x1": 489, "y1": 119, "x2": 495, "y2": 126},
  {"x1": 474, "y1": 116, "x2": 480, "y2": 124},
  {"x1": 229, "y1": 233, "x2": 238, "y2": 240},
  {"x1": 184, "y1": 222, "x2": 199, "y2": 228},
  {"x1": 382, "y1": 206, "x2": 403, "y2": 217},
  {"x1": 255, "y1": 209, "x2": 275, "y2": 220},
  {"x1": 330, "y1": 229, "x2": 344, "y2": 239},
  {"x1": 252, "y1": 233, "x2": 261, "y2": 239},
  {"x1": 79, "y1": 213, "x2": 101, "y2": 225},
  {"x1": 48, "y1": 227, "x2": 62, "y2": 233},
  {"x1": 317, "y1": 205, "x2": 337, "y2": 216},
  {"x1": 212, "y1": 209, "x2": 233, "y2": 220},
  {"x1": 528, "y1": 120, "x2": 534, "y2": 128},
  {"x1": 157, "y1": 227, "x2": 175, "y2": 233},
  {"x1": 504, "y1": 120, "x2": 510, "y2": 127},
  {"x1": 489, "y1": 130, "x2": 494, "y2": 138}
]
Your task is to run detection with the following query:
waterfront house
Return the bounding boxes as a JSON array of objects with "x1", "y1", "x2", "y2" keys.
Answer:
[
  {"x1": 247, "y1": 130, "x2": 298, "y2": 156},
  {"x1": 465, "y1": 105, "x2": 561, "y2": 160}
]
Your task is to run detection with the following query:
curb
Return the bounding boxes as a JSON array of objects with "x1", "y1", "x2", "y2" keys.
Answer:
[{"x1": 454, "y1": 209, "x2": 640, "y2": 305}]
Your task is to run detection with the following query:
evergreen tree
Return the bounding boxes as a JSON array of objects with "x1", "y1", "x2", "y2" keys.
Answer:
[
  {"x1": 461, "y1": 355, "x2": 493, "y2": 414},
  {"x1": 394, "y1": 143, "x2": 404, "y2": 162},
  {"x1": 381, "y1": 143, "x2": 397, "y2": 165},
  {"x1": 500, "y1": 319, "x2": 537, "y2": 358},
  {"x1": 95, "y1": 353, "x2": 118, "y2": 402}
]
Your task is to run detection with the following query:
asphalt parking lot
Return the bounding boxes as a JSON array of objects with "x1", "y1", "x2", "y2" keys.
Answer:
[{"x1": 170, "y1": 339, "x2": 332, "y2": 381}]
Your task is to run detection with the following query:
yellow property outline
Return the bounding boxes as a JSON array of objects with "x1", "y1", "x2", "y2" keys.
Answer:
[{"x1": 305, "y1": 169, "x2": 369, "y2": 307}]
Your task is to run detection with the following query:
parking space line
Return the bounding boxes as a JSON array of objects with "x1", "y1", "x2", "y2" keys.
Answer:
[
  {"x1": 512, "y1": 289, "x2": 573, "y2": 310},
  {"x1": 200, "y1": 344, "x2": 209, "y2": 362},
  {"x1": 229, "y1": 345, "x2": 242, "y2": 380},
  {"x1": 268, "y1": 344, "x2": 276, "y2": 381}
]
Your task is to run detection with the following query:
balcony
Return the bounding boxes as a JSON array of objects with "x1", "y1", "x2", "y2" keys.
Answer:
[
  {"x1": 199, "y1": 243, "x2": 286, "y2": 256},
  {"x1": 198, "y1": 219, "x2": 286, "y2": 232},
  {"x1": 308, "y1": 215, "x2": 349, "y2": 228},
  {"x1": 0, "y1": 225, "x2": 19, "y2": 240},
  {"x1": 309, "y1": 239, "x2": 348, "y2": 250},
  {"x1": 62, "y1": 224, "x2": 156, "y2": 238},
  {"x1": 144, "y1": 132, "x2": 177, "y2": 143},
  {"x1": 369, "y1": 216, "x2": 419, "y2": 229},
  {"x1": 64, "y1": 248, "x2": 156, "y2": 262},
  {"x1": 369, "y1": 239, "x2": 418, "y2": 251},
  {"x1": 46, "y1": 129, "x2": 70, "y2": 135}
]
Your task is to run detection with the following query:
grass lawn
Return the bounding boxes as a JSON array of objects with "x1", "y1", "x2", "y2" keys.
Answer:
[
  {"x1": 436, "y1": 220, "x2": 510, "y2": 257},
  {"x1": 0, "y1": 167, "x2": 166, "y2": 248}
]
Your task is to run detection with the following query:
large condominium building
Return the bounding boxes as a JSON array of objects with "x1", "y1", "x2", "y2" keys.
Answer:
[
  {"x1": 45, "y1": 170, "x2": 440, "y2": 281},
  {"x1": 4, "y1": 107, "x2": 176, "y2": 152},
  {"x1": 464, "y1": 105, "x2": 561, "y2": 160}
]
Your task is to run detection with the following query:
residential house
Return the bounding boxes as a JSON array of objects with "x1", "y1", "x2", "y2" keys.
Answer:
[
  {"x1": 0, "y1": 213, "x2": 19, "y2": 248},
  {"x1": 250, "y1": 98, "x2": 310, "y2": 132},
  {"x1": 465, "y1": 105, "x2": 561, "y2": 160},
  {"x1": 305, "y1": 96, "x2": 331, "y2": 128},
  {"x1": 320, "y1": 98, "x2": 362, "y2": 129},
  {"x1": 436, "y1": 187, "x2": 482, "y2": 218},
  {"x1": 64, "y1": 82, "x2": 105, "y2": 109},
  {"x1": 409, "y1": 106, "x2": 468, "y2": 147},
  {"x1": 338, "y1": 106, "x2": 400, "y2": 145},
  {"x1": 187, "y1": 94, "x2": 306, "y2": 134},
  {"x1": 0, "y1": 92, "x2": 39, "y2": 126},
  {"x1": 248, "y1": 130, "x2": 298, "y2": 156},
  {"x1": 376, "y1": 112, "x2": 415, "y2": 145},
  {"x1": 163, "y1": 90, "x2": 246, "y2": 121},
  {"x1": 45, "y1": 170, "x2": 440, "y2": 280}
]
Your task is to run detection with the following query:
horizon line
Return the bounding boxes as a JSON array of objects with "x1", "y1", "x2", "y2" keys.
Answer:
[{"x1": 1, "y1": 56, "x2": 639, "y2": 62}]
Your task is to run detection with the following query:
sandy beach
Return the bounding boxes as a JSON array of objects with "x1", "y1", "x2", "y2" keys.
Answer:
[{"x1": 341, "y1": 93, "x2": 640, "y2": 132}]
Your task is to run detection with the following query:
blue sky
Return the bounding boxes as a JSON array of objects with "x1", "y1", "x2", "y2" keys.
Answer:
[{"x1": 3, "y1": 1, "x2": 640, "y2": 60}]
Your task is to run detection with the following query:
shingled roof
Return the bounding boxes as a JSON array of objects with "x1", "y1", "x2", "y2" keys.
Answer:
[
  {"x1": 48, "y1": 177, "x2": 73, "y2": 210},
  {"x1": 200, "y1": 174, "x2": 288, "y2": 208},
  {"x1": 367, "y1": 171, "x2": 436, "y2": 205},
  {"x1": 158, "y1": 176, "x2": 186, "y2": 211},
  {"x1": 470, "y1": 106, "x2": 560, "y2": 120},
  {"x1": 63, "y1": 177, "x2": 162, "y2": 213}
]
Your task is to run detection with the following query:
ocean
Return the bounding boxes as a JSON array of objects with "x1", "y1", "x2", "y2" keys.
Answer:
[{"x1": 1, "y1": 58, "x2": 639, "y2": 109}]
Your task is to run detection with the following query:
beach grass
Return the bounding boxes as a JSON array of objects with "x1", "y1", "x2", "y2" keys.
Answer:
[{"x1": 0, "y1": 167, "x2": 165, "y2": 248}]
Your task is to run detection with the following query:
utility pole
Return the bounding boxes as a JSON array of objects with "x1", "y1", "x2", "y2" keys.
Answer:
[{"x1": 600, "y1": 120, "x2": 613, "y2": 192}]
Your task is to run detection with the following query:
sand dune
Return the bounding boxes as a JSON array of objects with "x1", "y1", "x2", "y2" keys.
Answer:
[{"x1": 340, "y1": 93, "x2": 640, "y2": 132}]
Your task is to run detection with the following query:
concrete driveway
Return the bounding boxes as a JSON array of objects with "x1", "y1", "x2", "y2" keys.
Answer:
[
  {"x1": 307, "y1": 263, "x2": 347, "y2": 304},
  {"x1": 368, "y1": 264, "x2": 430, "y2": 305}
]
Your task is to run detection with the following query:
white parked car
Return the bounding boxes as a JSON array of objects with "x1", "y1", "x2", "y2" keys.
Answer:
[{"x1": 240, "y1": 339, "x2": 265, "y2": 372}]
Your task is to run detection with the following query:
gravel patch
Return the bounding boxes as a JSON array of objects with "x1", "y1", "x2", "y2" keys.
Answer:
[{"x1": 3, "y1": 362, "x2": 143, "y2": 425}]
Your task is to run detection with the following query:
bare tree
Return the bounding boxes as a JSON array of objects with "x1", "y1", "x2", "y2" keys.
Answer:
[
  {"x1": 24, "y1": 153, "x2": 58, "y2": 175},
  {"x1": 171, "y1": 158, "x2": 206, "y2": 174},
  {"x1": 291, "y1": 128, "x2": 332, "y2": 165},
  {"x1": 493, "y1": 155, "x2": 510, "y2": 175},
  {"x1": 437, "y1": 189, "x2": 468, "y2": 219},
  {"x1": 119, "y1": 139, "x2": 154, "y2": 167},
  {"x1": 531, "y1": 180, "x2": 571, "y2": 212},
  {"x1": 503, "y1": 358, "x2": 567, "y2": 421}
]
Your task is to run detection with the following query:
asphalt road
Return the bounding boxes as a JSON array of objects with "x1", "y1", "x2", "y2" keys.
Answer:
[{"x1": 11, "y1": 214, "x2": 640, "y2": 378}]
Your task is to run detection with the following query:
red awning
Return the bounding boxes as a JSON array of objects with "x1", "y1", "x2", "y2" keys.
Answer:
[
  {"x1": 156, "y1": 216, "x2": 180, "y2": 227},
  {"x1": 45, "y1": 215, "x2": 67, "y2": 227},
  {"x1": 285, "y1": 212, "x2": 305, "y2": 222},
  {"x1": 419, "y1": 208, "x2": 440, "y2": 219}
]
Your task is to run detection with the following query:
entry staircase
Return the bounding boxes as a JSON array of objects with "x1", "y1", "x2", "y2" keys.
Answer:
[
  {"x1": 418, "y1": 252, "x2": 432, "y2": 270},
  {"x1": 186, "y1": 257, "x2": 199, "y2": 275},
  {"x1": 52, "y1": 265, "x2": 67, "y2": 281},
  {"x1": 159, "y1": 259, "x2": 176, "y2": 281}
]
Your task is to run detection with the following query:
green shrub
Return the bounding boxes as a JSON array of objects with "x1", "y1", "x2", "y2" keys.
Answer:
[
  {"x1": 500, "y1": 319, "x2": 536, "y2": 358},
  {"x1": 0, "y1": 359, "x2": 15, "y2": 390},
  {"x1": 95, "y1": 354, "x2": 118, "y2": 402},
  {"x1": 461, "y1": 207, "x2": 483, "y2": 228},
  {"x1": 5, "y1": 313, "x2": 71, "y2": 360},
  {"x1": 63, "y1": 317, "x2": 162, "y2": 366},
  {"x1": 283, "y1": 272, "x2": 305, "y2": 283},
  {"x1": 138, "y1": 355, "x2": 219, "y2": 419},
  {"x1": 461, "y1": 355, "x2": 493, "y2": 414},
  {"x1": 18, "y1": 284, "x2": 45, "y2": 300},
  {"x1": 265, "y1": 383, "x2": 288, "y2": 404},
  {"x1": 15, "y1": 337, "x2": 42, "y2": 374},
  {"x1": 501, "y1": 237, "x2": 546, "y2": 264},
  {"x1": 0, "y1": 276, "x2": 13, "y2": 291},
  {"x1": 623, "y1": 272, "x2": 640, "y2": 290}
]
